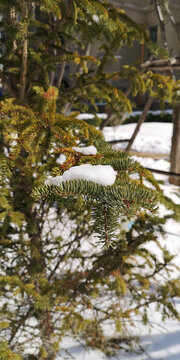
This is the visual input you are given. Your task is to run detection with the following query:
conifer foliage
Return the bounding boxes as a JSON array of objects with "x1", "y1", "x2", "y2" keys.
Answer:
[{"x1": 0, "y1": 1, "x2": 180, "y2": 359}]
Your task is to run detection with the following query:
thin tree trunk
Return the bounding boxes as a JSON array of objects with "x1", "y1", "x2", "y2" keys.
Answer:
[
  {"x1": 169, "y1": 105, "x2": 180, "y2": 186},
  {"x1": 100, "y1": 89, "x2": 130, "y2": 130},
  {"x1": 39, "y1": 311, "x2": 56, "y2": 360},
  {"x1": 100, "y1": 112, "x2": 116, "y2": 130},
  {"x1": 63, "y1": 43, "x2": 91, "y2": 114},
  {"x1": 63, "y1": 102, "x2": 72, "y2": 115},
  {"x1": 161, "y1": 0, "x2": 180, "y2": 42},
  {"x1": 125, "y1": 97, "x2": 154, "y2": 152},
  {"x1": 57, "y1": 61, "x2": 66, "y2": 88},
  {"x1": 19, "y1": 1, "x2": 28, "y2": 101},
  {"x1": 154, "y1": 0, "x2": 169, "y2": 52},
  {"x1": 49, "y1": 70, "x2": 55, "y2": 86},
  {"x1": 9, "y1": 8, "x2": 17, "y2": 52},
  {"x1": 154, "y1": 0, "x2": 180, "y2": 54},
  {"x1": 154, "y1": 0, "x2": 180, "y2": 183},
  {"x1": 154, "y1": 0, "x2": 175, "y2": 80}
]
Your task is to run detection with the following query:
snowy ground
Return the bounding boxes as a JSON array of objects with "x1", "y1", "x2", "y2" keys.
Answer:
[
  {"x1": 57, "y1": 122, "x2": 180, "y2": 360},
  {"x1": 103, "y1": 122, "x2": 172, "y2": 154}
]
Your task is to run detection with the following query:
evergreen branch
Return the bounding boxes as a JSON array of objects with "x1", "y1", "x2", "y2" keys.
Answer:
[{"x1": 32, "y1": 179, "x2": 157, "y2": 247}]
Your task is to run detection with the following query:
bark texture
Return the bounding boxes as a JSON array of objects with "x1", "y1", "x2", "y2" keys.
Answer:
[{"x1": 169, "y1": 106, "x2": 180, "y2": 185}]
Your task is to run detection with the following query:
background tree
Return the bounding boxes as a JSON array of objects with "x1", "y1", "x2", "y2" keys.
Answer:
[
  {"x1": 154, "y1": 0, "x2": 180, "y2": 185},
  {"x1": 0, "y1": 1, "x2": 180, "y2": 359}
]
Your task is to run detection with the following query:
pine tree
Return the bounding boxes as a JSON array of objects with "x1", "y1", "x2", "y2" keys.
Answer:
[{"x1": 0, "y1": 1, "x2": 180, "y2": 359}]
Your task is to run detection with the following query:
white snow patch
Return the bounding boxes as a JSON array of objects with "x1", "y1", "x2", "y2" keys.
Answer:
[
  {"x1": 72, "y1": 145, "x2": 97, "y2": 155},
  {"x1": 46, "y1": 164, "x2": 117, "y2": 186},
  {"x1": 77, "y1": 113, "x2": 107, "y2": 120},
  {"x1": 77, "y1": 109, "x2": 172, "y2": 121},
  {"x1": 56, "y1": 154, "x2": 66, "y2": 164},
  {"x1": 103, "y1": 122, "x2": 172, "y2": 154}
]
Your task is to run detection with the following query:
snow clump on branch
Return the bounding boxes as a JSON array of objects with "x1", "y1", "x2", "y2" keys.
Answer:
[
  {"x1": 72, "y1": 145, "x2": 97, "y2": 155},
  {"x1": 46, "y1": 164, "x2": 117, "y2": 186}
]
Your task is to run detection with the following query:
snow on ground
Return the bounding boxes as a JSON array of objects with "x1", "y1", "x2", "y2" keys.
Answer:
[
  {"x1": 56, "y1": 122, "x2": 180, "y2": 360},
  {"x1": 77, "y1": 109, "x2": 173, "y2": 122},
  {"x1": 103, "y1": 122, "x2": 172, "y2": 154}
]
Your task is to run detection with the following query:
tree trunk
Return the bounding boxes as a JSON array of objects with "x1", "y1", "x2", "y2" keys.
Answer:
[
  {"x1": 125, "y1": 97, "x2": 153, "y2": 152},
  {"x1": 39, "y1": 311, "x2": 56, "y2": 360},
  {"x1": 19, "y1": 0, "x2": 28, "y2": 101},
  {"x1": 153, "y1": 0, "x2": 180, "y2": 186},
  {"x1": 169, "y1": 105, "x2": 180, "y2": 186},
  {"x1": 154, "y1": 0, "x2": 169, "y2": 52},
  {"x1": 100, "y1": 89, "x2": 131, "y2": 130},
  {"x1": 100, "y1": 112, "x2": 116, "y2": 130}
]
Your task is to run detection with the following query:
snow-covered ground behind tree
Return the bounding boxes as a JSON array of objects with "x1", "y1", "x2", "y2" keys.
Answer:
[{"x1": 56, "y1": 121, "x2": 180, "y2": 360}]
